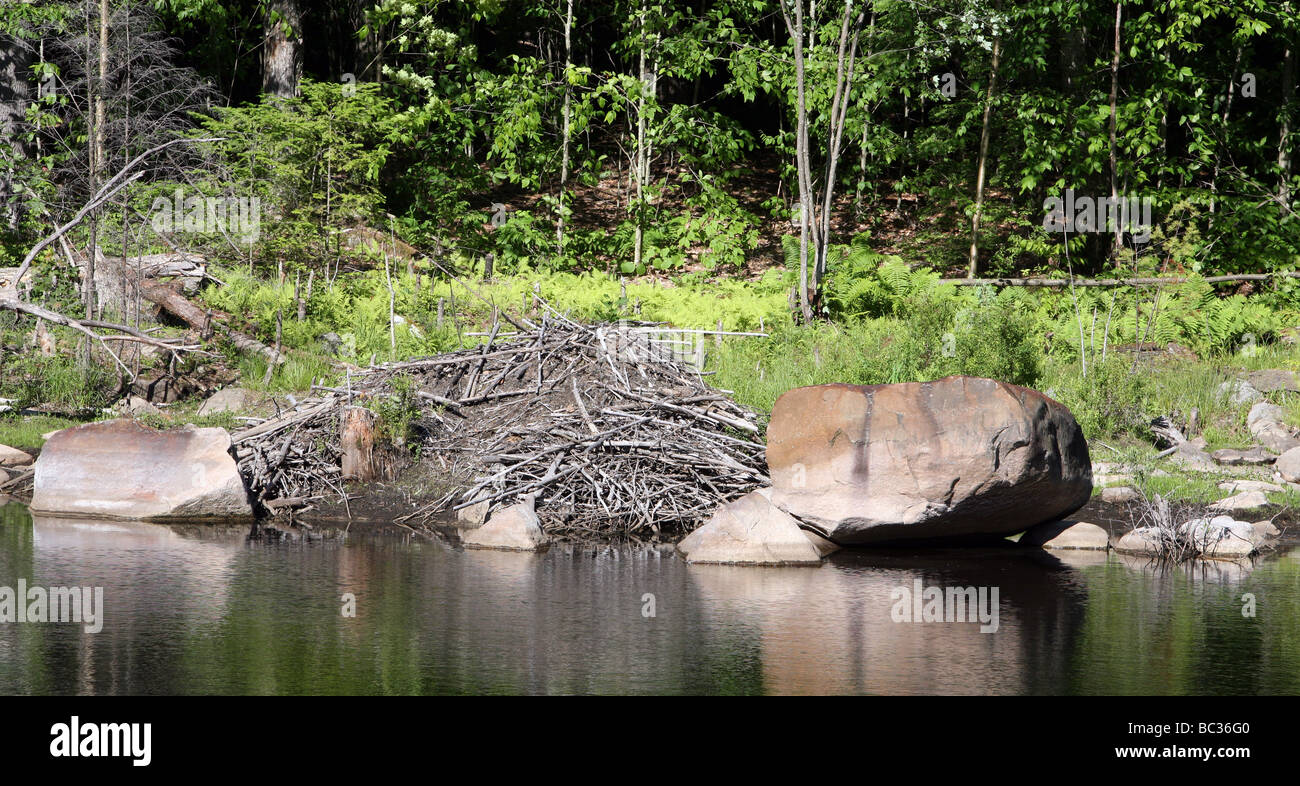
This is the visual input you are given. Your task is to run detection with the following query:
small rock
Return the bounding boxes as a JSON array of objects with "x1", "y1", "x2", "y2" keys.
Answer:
[
  {"x1": 1170, "y1": 442, "x2": 1215, "y2": 470},
  {"x1": 0, "y1": 443, "x2": 33, "y2": 467},
  {"x1": 197, "y1": 387, "x2": 258, "y2": 417},
  {"x1": 1114, "y1": 527, "x2": 1165, "y2": 555},
  {"x1": 1275, "y1": 446, "x2": 1300, "y2": 483},
  {"x1": 116, "y1": 395, "x2": 162, "y2": 417},
  {"x1": 41, "y1": 430, "x2": 59, "y2": 441},
  {"x1": 1247, "y1": 401, "x2": 1287, "y2": 428},
  {"x1": 1211, "y1": 446, "x2": 1276, "y2": 466},
  {"x1": 1091, "y1": 462, "x2": 1134, "y2": 486},
  {"x1": 678, "y1": 488, "x2": 837, "y2": 565},
  {"x1": 1021, "y1": 520, "x2": 1110, "y2": 550},
  {"x1": 461, "y1": 498, "x2": 548, "y2": 551},
  {"x1": 1208, "y1": 490, "x2": 1270, "y2": 512},
  {"x1": 1244, "y1": 369, "x2": 1300, "y2": 394},
  {"x1": 1228, "y1": 380, "x2": 1267, "y2": 404},
  {"x1": 1179, "y1": 517, "x2": 1257, "y2": 558},
  {"x1": 1100, "y1": 486, "x2": 1139, "y2": 504},
  {"x1": 1218, "y1": 480, "x2": 1285, "y2": 494},
  {"x1": 319, "y1": 332, "x2": 344, "y2": 356},
  {"x1": 1218, "y1": 378, "x2": 1263, "y2": 406},
  {"x1": 1247, "y1": 402, "x2": 1300, "y2": 454}
]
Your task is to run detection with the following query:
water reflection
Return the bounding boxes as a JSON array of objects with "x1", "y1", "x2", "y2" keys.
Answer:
[{"x1": 0, "y1": 502, "x2": 1297, "y2": 695}]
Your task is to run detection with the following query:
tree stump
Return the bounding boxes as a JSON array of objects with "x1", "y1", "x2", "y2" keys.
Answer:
[{"x1": 341, "y1": 407, "x2": 378, "y2": 482}]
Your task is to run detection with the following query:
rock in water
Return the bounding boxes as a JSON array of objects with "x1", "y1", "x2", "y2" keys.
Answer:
[
  {"x1": 30, "y1": 419, "x2": 252, "y2": 521},
  {"x1": 462, "y1": 498, "x2": 549, "y2": 551},
  {"x1": 1020, "y1": 520, "x2": 1110, "y2": 550},
  {"x1": 678, "y1": 488, "x2": 838, "y2": 565},
  {"x1": 766, "y1": 378, "x2": 1092, "y2": 545},
  {"x1": 1114, "y1": 527, "x2": 1165, "y2": 555}
]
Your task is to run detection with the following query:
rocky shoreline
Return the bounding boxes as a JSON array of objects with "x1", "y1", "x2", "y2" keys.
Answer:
[{"x1": 2, "y1": 366, "x2": 1295, "y2": 564}]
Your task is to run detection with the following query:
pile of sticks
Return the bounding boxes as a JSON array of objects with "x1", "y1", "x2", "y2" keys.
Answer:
[
  {"x1": 231, "y1": 394, "x2": 349, "y2": 514},
  {"x1": 232, "y1": 307, "x2": 768, "y2": 541}
]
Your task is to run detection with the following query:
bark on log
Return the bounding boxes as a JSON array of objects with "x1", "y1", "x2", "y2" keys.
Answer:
[{"x1": 138, "y1": 279, "x2": 284, "y2": 364}]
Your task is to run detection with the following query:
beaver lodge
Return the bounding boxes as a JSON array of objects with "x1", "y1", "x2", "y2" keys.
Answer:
[{"x1": 231, "y1": 306, "x2": 768, "y2": 542}]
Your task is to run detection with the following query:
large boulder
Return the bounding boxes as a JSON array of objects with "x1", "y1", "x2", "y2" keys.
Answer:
[
  {"x1": 766, "y1": 377, "x2": 1092, "y2": 545},
  {"x1": 678, "y1": 488, "x2": 838, "y2": 565},
  {"x1": 30, "y1": 419, "x2": 252, "y2": 521},
  {"x1": 461, "y1": 498, "x2": 549, "y2": 551}
]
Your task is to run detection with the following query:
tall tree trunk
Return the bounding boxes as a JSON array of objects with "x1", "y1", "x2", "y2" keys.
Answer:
[
  {"x1": 0, "y1": 30, "x2": 32, "y2": 231},
  {"x1": 262, "y1": 0, "x2": 303, "y2": 99},
  {"x1": 815, "y1": 0, "x2": 863, "y2": 287},
  {"x1": 83, "y1": 0, "x2": 109, "y2": 365},
  {"x1": 780, "y1": 0, "x2": 813, "y2": 323},
  {"x1": 852, "y1": 11, "x2": 876, "y2": 216},
  {"x1": 1279, "y1": 35, "x2": 1296, "y2": 215},
  {"x1": 556, "y1": 0, "x2": 574, "y2": 257},
  {"x1": 1209, "y1": 46, "x2": 1242, "y2": 228},
  {"x1": 968, "y1": 32, "x2": 1001, "y2": 277},
  {"x1": 632, "y1": 3, "x2": 656, "y2": 273},
  {"x1": 1108, "y1": 0, "x2": 1122, "y2": 258}
]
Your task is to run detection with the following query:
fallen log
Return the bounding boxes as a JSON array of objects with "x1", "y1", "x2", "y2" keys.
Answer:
[{"x1": 138, "y1": 278, "x2": 284, "y2": 365}]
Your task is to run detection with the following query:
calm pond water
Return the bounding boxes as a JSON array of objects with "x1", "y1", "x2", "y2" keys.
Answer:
[{"x1": 1, "y1": 501, "x2": 1297, "y2": 695}]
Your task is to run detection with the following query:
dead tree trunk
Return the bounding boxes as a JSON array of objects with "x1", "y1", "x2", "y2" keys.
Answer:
[
  {"x1": 0, "y1": 30, "x2": 31, "y2": 230},
  {"x1": 137, "y1": 278, "x2": 284, "y2": 364},
  {"x1": 262, "y1": 0, "x2": 303, "y2": 99},
  {"x1": 968, "y1": 31, "x2": 1001, "y2": 277},
  {"x1": 341, "y1": 407, "x2": 378, "y2": 482},
  {"x1": 555, "y1": 0, "x2": 574, "y2": 257},
  {"x1": 1280, "y1": 35, "x2": 1296, "y2": 215}
]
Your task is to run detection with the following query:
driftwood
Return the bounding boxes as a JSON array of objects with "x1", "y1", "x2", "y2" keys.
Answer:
[{"x1": 231, "y1": 304, "x2": 767, "y2": 541}]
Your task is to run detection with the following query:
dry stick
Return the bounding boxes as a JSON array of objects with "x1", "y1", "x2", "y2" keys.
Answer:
[{"x1": 262, "y1": 309, "x2": 282, "y2": 386}]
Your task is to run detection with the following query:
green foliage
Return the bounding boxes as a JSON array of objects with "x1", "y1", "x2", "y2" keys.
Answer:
[
  {"x1": 0, "y1": 414, "x2": 81, "y2": 452},
  {"x1": 237, "y1": 354, "x2": 337, "y2": 394},
  {"x1": 0, "y1": 355, "x2": 119, "y2": 415},
  {"x1": 180, "y1": 79, "x2": 406, "y2": 272},
  {"x1": 711, "y1": 285, "x2": 1046, "y2": 413},
  {"x1": 369, "y1": 373, "x2": 421, "y2": 449},
  {"x1": 1050, "y1": 356, "x2": 1152, "y2": 441}
]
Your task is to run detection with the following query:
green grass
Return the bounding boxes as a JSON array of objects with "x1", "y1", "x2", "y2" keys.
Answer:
[
  {"x1": 0, "y1": 414, "x2": 83, "y2": 451},
  {"x1": 237, "y1": 353, "x2": 339, "y2": 393}
]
